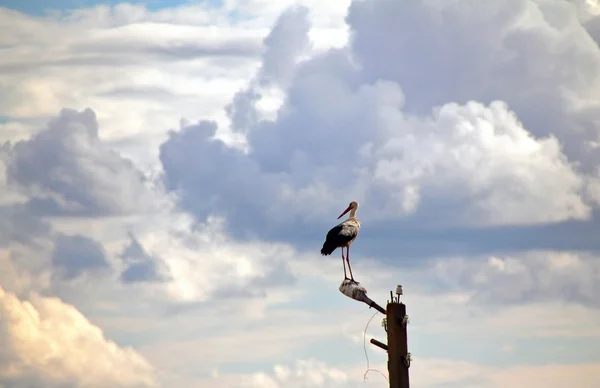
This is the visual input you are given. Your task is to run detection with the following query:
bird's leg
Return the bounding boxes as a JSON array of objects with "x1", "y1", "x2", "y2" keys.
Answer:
[
  {"x1": 341, "y1": 248, "x2": 348, "y2": 280},
  {"x1": 346, "y1": 246, "x2": 355, "y2": 282}
]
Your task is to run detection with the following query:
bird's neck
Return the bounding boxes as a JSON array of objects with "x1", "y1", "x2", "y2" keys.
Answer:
[{"x1": 348, "y1": 208, "x2": 357, "y2": 218}]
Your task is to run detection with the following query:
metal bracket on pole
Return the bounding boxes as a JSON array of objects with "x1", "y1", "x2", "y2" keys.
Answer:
[
  {"x1": 370, "y1": 338, "x2": 388, "y2": 351},
  {"x1": 401, "y1": 315, "x2": 410, "y2": 328}
]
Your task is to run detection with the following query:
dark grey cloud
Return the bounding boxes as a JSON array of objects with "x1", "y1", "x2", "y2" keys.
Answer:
[
  {"x1": 51, "y1": 234, "x2": 109, "y2": 280},
  {"x1": 120, "y1": 262, "x2": 163, "y2": 283},
  {"x1": 0, "y1": 204, "x2": 52, "y2": 247},
  {"x1": 119, "y1": 233, "x2": 170, "y2": 283},
  {"x1": 160, "y1": 121, "x2": 280, "y2": 238},
  {"x1": 5, "y1": 108, "x2": 158, "y2": 217},
  {"x1": 584, "y1": 15, "x2": 600, "y2": 43}
]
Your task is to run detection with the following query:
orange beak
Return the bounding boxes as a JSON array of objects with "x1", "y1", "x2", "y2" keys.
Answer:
[{"x1": 337, "y1": 205, "x2": 352, "y2": 219}]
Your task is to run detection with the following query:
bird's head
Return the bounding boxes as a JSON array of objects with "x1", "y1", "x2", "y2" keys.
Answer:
[{"x1": 337, "y1": 201, "x2": 359, "y2": 219}]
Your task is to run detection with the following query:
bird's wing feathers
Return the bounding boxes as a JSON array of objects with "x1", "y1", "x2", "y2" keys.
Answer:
[
  {"x1": 338, "y1": 224, "x2": 358, "y2": 236},
  {"x1": 325, "y1": 224, "x2": 344, "y2": 240},
  {"x1": 325, "y1": 220, "x2": 359, "y2": 240}
]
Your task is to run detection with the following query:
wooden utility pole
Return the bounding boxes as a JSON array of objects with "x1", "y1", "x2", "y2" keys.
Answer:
[
  {"x1": 386, "y1": 289, "x2": 410, "y2": 388},
  {"x1": 340, "y1": 281, "x2": 411, "y2": 388}
]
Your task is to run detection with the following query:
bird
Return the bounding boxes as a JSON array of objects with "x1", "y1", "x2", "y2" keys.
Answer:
[{"x1": 320, "y1": 201, "x2": 361, "y2": 282}]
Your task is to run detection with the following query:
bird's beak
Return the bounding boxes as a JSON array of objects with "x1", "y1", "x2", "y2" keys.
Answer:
[{"x1": 337, "y1": 205, "x2": 352, "y2": 219}]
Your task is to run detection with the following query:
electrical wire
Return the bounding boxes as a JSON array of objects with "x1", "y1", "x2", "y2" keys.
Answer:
[{"x1": 362, "y1": 311, "x2": 388, "y2": 383}]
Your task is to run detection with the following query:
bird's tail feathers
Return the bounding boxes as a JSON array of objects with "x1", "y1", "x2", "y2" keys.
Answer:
[{"x1": 320, "y1": 242, "x2": 336, "y2": 256}]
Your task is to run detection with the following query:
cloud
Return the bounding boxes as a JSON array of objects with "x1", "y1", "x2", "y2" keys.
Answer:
[
  {"x1": 248, "y1": 359, "x2": 349, "y2": 387},
  {"x1": 259, "y1": 6, "x2": 311, "y2": 87},
  {"x1": 225, "y1": 6, "x2": 311, "y2": 136},
  {"x1": 161, "y1": 68, "x2": 594, "y2": 245},
  {"x1": 431, "y1": 250, "x2": 600, "y2": 308},
  {"x1": 17, "y1": 202, "x2": 299, "y2": 309},
  {"x1": 69, "y1": 24, "x2": 263, "y2": 63},
  {"x1": 0, "y1": 285, "x2": 157, "y2": 388},
  {"x1": 132, "y1": 215, "x2": 297, "y2": 303},
  {"x1": 186, "y1": 356, "x2": 600, "y2": 388},
  {"x1": 0, "y1": 247, "x2": 52, "y2": 300},
  {"x1": 407, "y1": 358, "x2": 600, "y2": 388},
  {"x1": 346, "y1": 0, "x2": 600, "y2": 162},
  {"x1": 158, "y1": 0, "x2": 600, "y2": 256},
  {"x1": 0, "y1": 5, "x2": 263, "y2": 67},
  {"x1": 119, "y1": 232, "x2": 170, "y2": 283},
  {"x1": 0, "y1": 100, "x2": 299, "y2": 310},
  {"x1": 0, "y1": 5, "x2": 265, "y2": 177},
  {"x1": 127, "y1": 269, "x2": 600, "y2": 388},
  {"x1": 51, "y1": 234, "x2": 110, "y2": 280},
  {"x1": 250, "y1": 358, "x2": 600, "y2": 388},
  {"x1": 5, "y1": 108, "x2": 159, "y2": 216},
  {"x1": 0, "y1": 2, "x2": 350, "y2": 177},
  {"x1": 0, "y1": 204, "x2": 51, "y2": 246},
  {"x1": 573, "y1": 1, "x2": 600, "y2": 56}
]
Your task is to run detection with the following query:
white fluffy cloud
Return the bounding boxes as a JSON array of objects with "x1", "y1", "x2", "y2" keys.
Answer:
[
  {"x1": 0, "y1": 286, "x2": 157, "y2": 388},
  {"x1": 161, "y1": 0, "x2": 600, "y2": 239}
]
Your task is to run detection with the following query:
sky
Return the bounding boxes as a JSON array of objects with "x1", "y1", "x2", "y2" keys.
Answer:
[{"x1": 1, "y1": 0, "x2": 600, "y2": 387}]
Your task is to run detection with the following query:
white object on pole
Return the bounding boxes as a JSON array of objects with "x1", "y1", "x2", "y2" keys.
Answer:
[
  {"x1": 396, "y1": 285, "x2": 403, "y2": 296},
  {"x1": 339, "y1": 279, "x2": 367, "y2": 301},
  {"x1": 339, "y1": 279, "x2": 386, "y2": 314}
]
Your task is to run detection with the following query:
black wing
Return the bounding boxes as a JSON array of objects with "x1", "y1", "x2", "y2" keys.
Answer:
[{"x1": 320, "y1": 221, "x2": 358, "y2": 255}]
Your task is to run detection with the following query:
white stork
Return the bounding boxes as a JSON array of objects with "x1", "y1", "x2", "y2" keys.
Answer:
[{"x1": 320, "y1": 201, "x2": 360, "y2": 281}]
